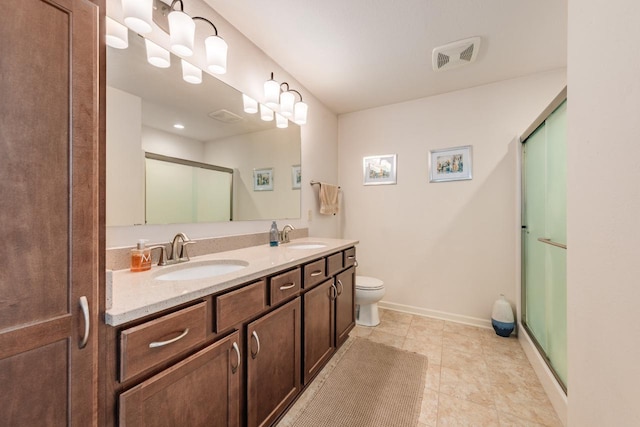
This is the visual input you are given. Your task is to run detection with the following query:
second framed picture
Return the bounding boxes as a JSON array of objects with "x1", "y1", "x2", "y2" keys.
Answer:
[
  {"x1": 429, "y1": 145, "x2": 473, "y2": 183},
  {"x1": 253, "y1": 168, "x2": 274, "y2": 191},
  {"x1": 363, "y1": 154, "x2": 397, "y2": 185}
]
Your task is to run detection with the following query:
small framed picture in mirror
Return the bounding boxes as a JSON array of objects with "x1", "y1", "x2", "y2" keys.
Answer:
[
  {"x1": 292, "y1": 165, "x2": 301, "y2": 189},
  {"x1": 254, "y1": 168, "x2": 274, "y2": 191}
]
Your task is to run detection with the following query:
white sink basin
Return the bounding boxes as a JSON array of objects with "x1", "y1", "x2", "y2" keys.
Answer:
[
  {"x1": 286, "y1": 242, "x2": 327, "y2": 250},
  {"x1": 154, "y1": 260, "x2": 249, "y2": 281}
]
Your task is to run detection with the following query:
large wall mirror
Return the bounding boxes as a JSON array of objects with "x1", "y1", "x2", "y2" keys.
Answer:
[{"x1": 106, "y1": 29, "x2": 302, "y2": 226}]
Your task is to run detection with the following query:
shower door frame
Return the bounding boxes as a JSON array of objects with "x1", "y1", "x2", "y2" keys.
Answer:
[{"x1": 520, "y1": 87, "x2": 567, "y2": 393}]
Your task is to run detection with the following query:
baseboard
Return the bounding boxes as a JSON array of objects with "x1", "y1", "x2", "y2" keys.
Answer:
[
  {"x1": 377, "y1": 301, "x2": 492, "y2": 329},
  {"x1": 518, "y1": 324, "x2": 568, "y2": 426}
]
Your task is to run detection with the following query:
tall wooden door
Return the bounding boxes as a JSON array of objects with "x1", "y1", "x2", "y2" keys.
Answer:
[{"x1": 0, "y1": 0, "x2": 100, "y2": 425}]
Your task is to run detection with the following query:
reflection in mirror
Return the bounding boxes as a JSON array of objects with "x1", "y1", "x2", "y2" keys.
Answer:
[
  {"x1": 106, "y1": 29, "x2": 301, "y2": 226},
  {"x1": 145, "y1": 153, "x2": 233, "y2": 224}
]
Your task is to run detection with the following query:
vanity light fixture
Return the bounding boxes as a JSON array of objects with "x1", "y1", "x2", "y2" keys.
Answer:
[
  {"x1": 122, "y1": 0, "x2": 154, "y2": 34},
  {"x1": 263, "y1": 72, "x2": 309, "y2": 125},
  {"x1": 181, "y1": 60, "x2": 202, "y2": 84},
  {"x1": 276, "y1": 113, "x2": 288, "y2": 129},
  {"x1": 145, "y1": 39, "x2": 171, "y2": 68},
  {"x1": 260, "y1": 104, "x2": 274, "y2": 122},
  {"x1": 242, "y1": 94, "x2": 259, "y2": 114},
  {"x1": 106, "y1": 17, "x2": 129, "y2": 49},
  {"x1": 168, "y1": 2, "x2": 196, "y2": 56},
  {"x1": 123, "y1": 0, "x2": 229, "y2": 74}
]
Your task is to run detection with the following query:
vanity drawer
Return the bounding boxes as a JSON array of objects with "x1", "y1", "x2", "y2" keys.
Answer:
[
  {"x1": 120, "y1": 301, "x2": 208, "y2": 382},
  {"x1": 344, "y1": 247, "x2": 357, "y2": 268},
  {"x1": 270, "y1": 268, "x2": 301, "y2": 305},
  {"x1": 303, "y1": 258, "x2": 327, "y2": 289},
  {"x1": 215, "y1": 279, "x2": 267, "y2": 333},
  {"x1": 326, "y1": 252, "x2": 343, "y2": 276}
]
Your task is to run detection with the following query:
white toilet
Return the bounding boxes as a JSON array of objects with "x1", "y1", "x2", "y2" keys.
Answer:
[{"x1": 355, "y1": 276, "x2": 385, "y2": 327}]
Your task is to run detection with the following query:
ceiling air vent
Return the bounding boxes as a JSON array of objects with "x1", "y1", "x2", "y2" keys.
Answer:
[
  {"x1": 432, "y1": 37, "x2": 481, "y2": 72},
  {"x1": 208, "y1": 109, "x2": 244, "y2": 124}
]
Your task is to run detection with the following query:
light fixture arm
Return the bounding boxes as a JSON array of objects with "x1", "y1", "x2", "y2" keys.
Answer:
[
  {"x1": 280, "y1": 81, "x2": 303, "y2": 102},
  {"x1": 192, "y1": 16, "x2": 219, "y2": 36},
  {"x1": 169, "y1": 0, "x2": 184, "y2": 11}
]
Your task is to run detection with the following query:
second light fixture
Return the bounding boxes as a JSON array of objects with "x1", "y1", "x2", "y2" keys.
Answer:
[{"x1": 263, "y1": 72, "x2": 308, "y2": 125}]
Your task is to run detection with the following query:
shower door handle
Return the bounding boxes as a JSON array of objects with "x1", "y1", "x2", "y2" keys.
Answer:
[{"x1": 537, "y1": 237, "x2": 567, "y2": 250}]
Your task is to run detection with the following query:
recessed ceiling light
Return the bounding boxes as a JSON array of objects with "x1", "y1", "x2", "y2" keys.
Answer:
[{"x1": 173, "y1": 123, "x2": 185, "y2": 129}]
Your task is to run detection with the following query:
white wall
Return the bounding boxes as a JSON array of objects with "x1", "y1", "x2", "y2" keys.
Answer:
[
  {"x1": 106, "y1": 86, "x2": 144, "y2": 226},
  {"x1": 142, "y1": 126, "x2": 204, "y2": 162},
  {"x1": 338, "y1": 70, "x2": 566, "y2": 324},
  {"x1": 567, "y1": 1, "x2": 640, "y2": 425},
  {"x1": 105, "y1": 0, "x2": 339, "y2": 247},
  {"x1": 205, "y1": 127, "x2": 300, "y2": 221}
]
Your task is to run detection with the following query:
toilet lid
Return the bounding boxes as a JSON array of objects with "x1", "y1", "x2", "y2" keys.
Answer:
[{"x1": 356, "y1": 276, "x2": 384, "y2": 290}]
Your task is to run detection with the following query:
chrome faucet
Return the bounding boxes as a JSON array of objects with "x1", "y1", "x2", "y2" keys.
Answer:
[
  {"x1": 150, "y1": 233, "x2": 194, "y2": 266},
  {"x1": 280, "y1": 224, "x2": 295, "y2": 244}
]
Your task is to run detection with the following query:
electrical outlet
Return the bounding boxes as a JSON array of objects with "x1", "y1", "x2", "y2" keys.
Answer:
[{"x1": 307, "y1": 209, "x2": 313, "y2": 221}]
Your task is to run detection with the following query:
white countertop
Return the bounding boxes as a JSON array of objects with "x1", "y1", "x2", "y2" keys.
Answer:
[{"x1": 105, "y1": 237, "x2": 358, "y2": 326}]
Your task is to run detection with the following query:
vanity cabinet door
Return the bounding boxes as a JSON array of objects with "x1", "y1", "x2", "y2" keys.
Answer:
[
  {"x1": 0, "y1": 1, "x2": 100, "y2": 426},
  {"x1": 335, "y1": 267, "x2": 356, "y2": 347},
  {"x1": 246, "y1": 298, "x2": 301, "y2": 427},
  {"x1": 303, "y1": 279, "x2": 335, "y2": 384},
  {"x1": 119, "y1": 331, "x2": 241, "y2": 427}
]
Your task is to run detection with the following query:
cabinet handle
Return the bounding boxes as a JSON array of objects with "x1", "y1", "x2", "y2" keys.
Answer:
[
  {"x1": 336, "y1": 279, "x2": 344, "y2": 296},
  {"x1": 330, "y1": 283, "x2": 338, "y2": 300},
  {"x1": 149, "y1": 328, "x2": 190, "y2": 348},
  {"x1": 79, "y1": 296, "x2": 90, "y2": 349},
  {"x1": 310, "y1": 270, "x2": 323, "y2": 277},
  {"x1": 231, "y1": 342, "x2": 241, "y2": 374},
  {"x1": 347, "y1": 255, "x2": 355, "y2": 260},
  {"x1": 279, "y1": 282, "x2": 296, "y2": 291},
  {"x1": 251, "y1": 331, "x2": 261, "y2": 359},
  {"x1": 354, "y1": 260, "x2": 359, "y2": 268}
]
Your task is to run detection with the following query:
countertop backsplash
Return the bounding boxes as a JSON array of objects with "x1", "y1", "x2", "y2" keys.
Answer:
[{"x1": 105, "y1": 228, "x2": 309, "y2": 271}]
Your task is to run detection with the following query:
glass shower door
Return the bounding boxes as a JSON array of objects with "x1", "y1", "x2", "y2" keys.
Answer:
[{"x1": 522, "y1": 100, "x2": 567, "y2": 390}]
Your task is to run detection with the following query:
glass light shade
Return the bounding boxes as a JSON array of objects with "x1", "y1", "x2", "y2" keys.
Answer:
[
  {"x1": 294, "y1": 101, "x2": 308, "y2": 125},
  {"x1": 205, "y1": 35, "x2": 228, "y2": 74},
  {"x1": 242, "y1": 94, "x2": 258, "y2": 114},
  {"x1": 264, "y1": 78, "x2": 280, "y2": 109},
  {"x1": 279, "y1": 91, "x2": 295, "y2": 118},
  {"x1": 168, "y1": 11, "x2": 195, "y2": 57},
  {"x1": 122, "y1": 0, "x2": 153, "y2": 34},
  {"x1": 276, "y1": 113, "x2": 288, "y2": 129},
  {"x1": 106, "y1": 17, "x2": 128, "y2": 49},
  {"x1": 181, "y1": 60, "x2": 202, "y2": 84},
  {"x1": 260, "y1": 104, "x2": 274, "y2": 121},
  {"x1": 145, "y1": 39, "x2": 170, "y2": 68}
]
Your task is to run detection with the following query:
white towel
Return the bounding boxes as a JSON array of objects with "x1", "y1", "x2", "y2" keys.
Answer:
[{"x1": 319, "y1": 182, "x2": 340, "y2": 215}]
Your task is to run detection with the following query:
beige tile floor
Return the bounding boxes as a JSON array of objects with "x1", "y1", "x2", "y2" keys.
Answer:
[{"x1": 282, "y1": 307, "x2": 562, "y2": 427}]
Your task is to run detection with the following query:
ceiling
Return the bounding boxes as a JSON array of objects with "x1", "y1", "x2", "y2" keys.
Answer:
[{"x1": 204, "y1": 0, "x2": 567, "y2": 114}]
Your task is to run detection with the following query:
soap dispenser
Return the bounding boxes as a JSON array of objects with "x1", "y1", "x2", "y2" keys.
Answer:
[
  {"x1": 130, "y1": 239, "x2": 152, "y2": 272},
  {"x1": 269, "y1": 221, "x2": 279, "y2": 247}
]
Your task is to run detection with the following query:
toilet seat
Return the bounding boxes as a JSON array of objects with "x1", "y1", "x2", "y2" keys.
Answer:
[{"x1": 356, "y1": 276, "x2": 384, "y2": 291}]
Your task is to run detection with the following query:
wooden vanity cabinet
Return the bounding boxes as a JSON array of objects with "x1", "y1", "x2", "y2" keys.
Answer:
[
  {"x1": 246, "y1": 297, "x2": 301, "y2": 427},
  {"x1": 302, "y1": 279, "x2": 335, "y2": 384},
  {"x1": 119, "y1": 331, "x2": 241, "y2": 427},
  {"x1": 335, "y1": 266, "x2": 356, "y2": 347}
]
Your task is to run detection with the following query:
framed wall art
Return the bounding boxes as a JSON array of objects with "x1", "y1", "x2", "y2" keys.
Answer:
[
  {"x1": 363, "y1": 154, "x2": 397, "y2": 185},
  {"x1": 253, "y1": 167, "x2": 274, "y2": 191},
  {"x1": 291, "y1": 165, "x2": 301, "y2": 189},
  {"x1": 429, "y1": 145, "x2": 473, "y2": 182}
]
